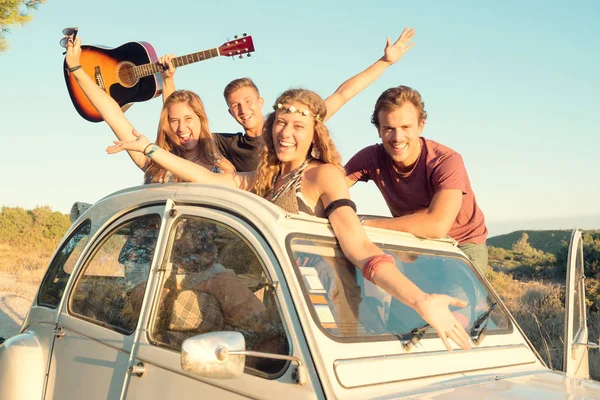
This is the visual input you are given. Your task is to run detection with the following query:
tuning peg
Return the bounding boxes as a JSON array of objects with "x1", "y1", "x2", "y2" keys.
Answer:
[
  {"x1": 239, "y1": 55, "x2": 243, "y2": 59},
  {"x1": 247, "y1": 53, "x2": 251, "y2": 57},
  {"x1": 243, "y1": 33, "x2": 247, "y2": 37},
  {"x1": 234, "y1": 34, "x2": 239, "y2": 39}
]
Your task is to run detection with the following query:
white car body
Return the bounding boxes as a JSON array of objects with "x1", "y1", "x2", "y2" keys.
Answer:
[{"x1": 0, "y1": 183, "x2": 598, "y2": 399}]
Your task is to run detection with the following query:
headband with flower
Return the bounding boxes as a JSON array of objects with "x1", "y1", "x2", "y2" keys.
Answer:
[{"x1": 273, "y1": 103, "x2": 321, "y2": 121}]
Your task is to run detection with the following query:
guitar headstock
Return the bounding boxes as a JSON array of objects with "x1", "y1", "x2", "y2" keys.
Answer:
[{"x1": 219, "y1": 34, "x2": 255, "y2": 58}]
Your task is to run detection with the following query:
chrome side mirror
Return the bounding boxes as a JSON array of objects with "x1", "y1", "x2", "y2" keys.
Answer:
[
  {"x1": 182, "y1": 331, "x2": 307, "y2": 385},
  {"x1": 181, "y1": 331, "x2": 246, "y2": 379}
]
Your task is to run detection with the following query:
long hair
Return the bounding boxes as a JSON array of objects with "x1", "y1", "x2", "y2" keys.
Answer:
[
  {"x1": 254, "y1": 89, "x2": 343, "y2": 197},
  {"x1": 144, "y1": 90, "x2": 221, "y2": 183}
]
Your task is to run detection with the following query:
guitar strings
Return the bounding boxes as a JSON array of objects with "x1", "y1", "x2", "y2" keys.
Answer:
[{"x1": 75, "y1": 48, "x2": 244, "y2": 81}]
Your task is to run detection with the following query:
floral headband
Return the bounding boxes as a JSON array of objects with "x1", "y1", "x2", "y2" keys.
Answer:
[{"x1": 273, "y1": 103, "x2": 321, "y2": 121}]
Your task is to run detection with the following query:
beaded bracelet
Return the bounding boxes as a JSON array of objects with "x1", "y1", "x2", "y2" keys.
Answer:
[{"x1": 362, "y1": 254, "x2": 395, "y2": 282}]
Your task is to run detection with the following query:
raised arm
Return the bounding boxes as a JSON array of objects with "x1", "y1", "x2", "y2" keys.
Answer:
[
  {"x1": 106, "y1": 130, "x2": 255, "y2": 190},
  {"x1": 159, "y1": 54, "x2": 177, "y2": 103},
  {"x1": 323, "y1": 27, "x2": 415, "y2": 122},
  {"x1": 314, "y1": 164, "x2": 471, "y2": 351},
  {"x1": 65, "y1": 37, "x2": 147, "y2": 170}
]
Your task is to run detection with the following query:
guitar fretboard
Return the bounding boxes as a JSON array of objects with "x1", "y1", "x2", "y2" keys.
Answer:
[{"x1": 134, "y1": 48, "x2": 220, "y2": 78}]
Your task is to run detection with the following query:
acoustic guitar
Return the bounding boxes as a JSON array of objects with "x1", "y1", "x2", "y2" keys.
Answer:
[{"x1": 63, "y1": 35, "x2": 255, "y2": 122}]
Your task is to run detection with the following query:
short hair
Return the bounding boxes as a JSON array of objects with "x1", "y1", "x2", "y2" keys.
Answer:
[
  {"x1": 223, "y1": 77, "x2": 260, "y2": 103},
  {"x1": 371, "y1": 86, "x2": 427, "y2": 128}
]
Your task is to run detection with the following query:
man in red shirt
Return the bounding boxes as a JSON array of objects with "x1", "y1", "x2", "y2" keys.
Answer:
[{"x1": 345, "y1": 86, "x2": 488, "y2": 273}]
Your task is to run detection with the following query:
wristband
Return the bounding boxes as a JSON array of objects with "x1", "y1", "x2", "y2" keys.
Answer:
[
  {"x1": 67, "y1": 65, "x2": 82, "y2": 73},
  {"x1": 143, "y1": 143, "x2": 155, "y2": 155},
  {"x1": 146, "y1": 145, "x2": 159, "y2": 159}
]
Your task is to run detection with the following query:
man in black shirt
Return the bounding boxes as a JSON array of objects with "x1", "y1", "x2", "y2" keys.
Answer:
[
  {"x1": 215, "y1": 77, "x2": 265, "y2": 172},
  {"x1": 160, "y1": 28, "x2": 416, "y2": 172}
]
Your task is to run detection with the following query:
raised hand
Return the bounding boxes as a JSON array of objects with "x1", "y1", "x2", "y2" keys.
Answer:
[
  {"x1": 414, "y1": 293, "x2": 472, "y2": 351},
  {"x1": 159, "y1": 54, "x2": 177, "y2": 79},
  {"x1": 106, "y1": 129, "x2": 151, "y2": 155},
  {"x1": 65, "y1": 36, "x2": 82, "y2": 69},
  {"x1": 381, "y1": 27, "x2": 415, "y2": 65}
]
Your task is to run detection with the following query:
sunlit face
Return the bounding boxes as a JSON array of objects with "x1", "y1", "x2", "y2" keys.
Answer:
[
  {"x1": 377, "y1": 103, "x2": 425, "y2": 172},
  {"x1": 226, "y1": 86, "x2": 264, "y2": 133},
  {"x1": 271, "y1": 102, "x2": 315, "y2": 167},
  {"x1": 167, "y1": 102, "x2": 201, "y2": 151}
]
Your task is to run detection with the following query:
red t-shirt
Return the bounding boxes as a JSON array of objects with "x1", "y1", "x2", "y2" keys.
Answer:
[{"x1": 345, "y1": 138, "x2": 487, "y2": 245}]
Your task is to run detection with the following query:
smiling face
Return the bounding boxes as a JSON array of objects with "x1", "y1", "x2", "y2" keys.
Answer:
[
  {"x1": 377, "y1": 102, "x2": 425, "y2": 172},
  {"x1": 226, "y1": 86, "x2": 265, "y2": 136},
  {"x1": 167, "y1": 102, "x2": 202, "y2": 152},
  {"x1": 271, "y1": 102, "x2": 315, "y2": 170}
]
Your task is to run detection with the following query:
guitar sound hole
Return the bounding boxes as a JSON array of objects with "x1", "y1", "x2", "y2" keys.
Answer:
[{"x1": 118, "y1": 62, "x2": 138, "y2": 88}]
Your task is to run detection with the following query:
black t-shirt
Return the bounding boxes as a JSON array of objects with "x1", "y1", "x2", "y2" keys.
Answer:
[{"x1": 215, "y1": 132, "x2": 264, "y2": 172}]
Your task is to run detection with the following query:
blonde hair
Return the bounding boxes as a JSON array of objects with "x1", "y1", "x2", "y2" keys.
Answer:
[
  {"x1": 223, "y1": 77, "x2": 260, "y2": 103},
  {"x1": 145, "y1": 90, "x2": 222, "y2": 183},
  {"x1": 371, "y1": 86, "x2": 428, "y2": 128},
  {"x1": 254, "y1": 89, "x2": 342, "y2": 197}
]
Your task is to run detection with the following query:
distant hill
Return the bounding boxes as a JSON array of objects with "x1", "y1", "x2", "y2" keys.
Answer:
[{"x1": 488, "y1": 230, "x2": 572, "y2": 255}]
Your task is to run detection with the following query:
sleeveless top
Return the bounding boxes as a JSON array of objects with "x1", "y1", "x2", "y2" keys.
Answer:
[{"x1": 267, "y1": 159, "x2": 315, "y2": 216}]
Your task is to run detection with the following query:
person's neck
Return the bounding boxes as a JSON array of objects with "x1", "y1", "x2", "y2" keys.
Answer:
[
  {"x1": 392, "y1": 141, "x2": 422, "y2": 176},
  {"x1": 183, "y1": 148, "x2": 202, "y2": 163},
  {"x1": 244, "y1": 119, "x2": 264, "y2": 138},
  {"x1": 279, "y1": 158, "x2": 306, "y2": 177}
]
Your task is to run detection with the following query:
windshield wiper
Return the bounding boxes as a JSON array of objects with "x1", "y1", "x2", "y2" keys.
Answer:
[
  {"x1": 470, "y1": 302, "x2": 498, "y2": 346},
  {"x1": 402, "y1": 323, "x2": 430, "y2": 351}
]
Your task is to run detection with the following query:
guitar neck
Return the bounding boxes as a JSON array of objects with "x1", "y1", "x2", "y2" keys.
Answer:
[{"x1": 135, "y1": 47, "x2": 220, "y2": 77}]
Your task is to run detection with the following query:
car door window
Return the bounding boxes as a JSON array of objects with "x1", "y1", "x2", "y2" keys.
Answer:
[
  {"x1": 150, "y1": 216, "x2": 290, "y2": 377},
  {"x1": 37, "y1": 220, "x2": 91, "y2": 308},
  {"x1": 69, "y1": 214, "x2": 161, "y2": 334}
]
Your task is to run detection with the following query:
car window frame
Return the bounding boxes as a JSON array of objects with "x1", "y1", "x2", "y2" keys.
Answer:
[
  {"x1": 286, "y1": 232, "x2": 513, "y2": 344},
  {"x1": 142, "y1": 206, "x2": 295, "y2": 381},
  {"x1": 66, "y1": 208, "x2": 163, "y2": 335},
  {"x1": 37, "y1": 219, "x2": 92, "y2": 309}
]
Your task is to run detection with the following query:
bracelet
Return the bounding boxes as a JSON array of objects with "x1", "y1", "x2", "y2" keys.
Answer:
[
  {"x1": 360, "y1": 217, "x2": 366, "y2": 225},
  {"x1": 146, "y1": 145, "x2": 159, "y2": 159},
  {"x1": 143, "y1": 143, "x2": 155, "y2": 156},
  {"x1": 67, "y1": 65, "x2": 82, "y2": 73},
  {"x1": 362, "y1": 254, "x2": 395, "y2": 282}
]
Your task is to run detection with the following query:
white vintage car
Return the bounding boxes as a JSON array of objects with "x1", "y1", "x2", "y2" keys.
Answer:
[{"x1": 1, "y1": 184, "x2": 598, "y2": 399}]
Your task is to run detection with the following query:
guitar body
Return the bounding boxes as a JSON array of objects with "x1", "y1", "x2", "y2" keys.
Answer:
[{"x1": 63, "y1": 41, "x2": 162, "y2": 122}]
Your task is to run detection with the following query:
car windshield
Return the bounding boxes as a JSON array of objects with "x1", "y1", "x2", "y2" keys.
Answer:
[{"x1": 289, "y1": 236, "x2": 510, "y2": 341}]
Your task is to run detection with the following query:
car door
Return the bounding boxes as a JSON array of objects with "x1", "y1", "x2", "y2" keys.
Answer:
[
  {"x1": 45, "y1": 206, "x2": 166, "y2": 400},
  {"x1": 563, "y1": 228, "x2": 590, "y2": 379},
  {"x1": 124, "y1": 206, "x2": 322, "y2": 399}
]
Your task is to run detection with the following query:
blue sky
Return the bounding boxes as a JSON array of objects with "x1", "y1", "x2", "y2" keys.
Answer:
[{"x1": 1, "y1": 0, "x2": 598, "y2": 236}]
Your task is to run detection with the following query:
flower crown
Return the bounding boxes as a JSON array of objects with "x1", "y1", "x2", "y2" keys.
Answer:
[{"x1": 273, "y1": 103, "x2": 321, "y2": 121}]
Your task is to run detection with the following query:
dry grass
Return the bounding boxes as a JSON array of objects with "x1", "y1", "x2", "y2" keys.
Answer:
[
  {"x1": 488, "y1": 269, "x2": 600, "y2": 380},
  {"x1": 0, "y1": 244, "x2": 50, "y2": 286}
]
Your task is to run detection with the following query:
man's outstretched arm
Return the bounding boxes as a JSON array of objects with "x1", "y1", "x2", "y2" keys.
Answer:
[{"x1": 323, "y1": 27, "x2": 415, "y2": 122}]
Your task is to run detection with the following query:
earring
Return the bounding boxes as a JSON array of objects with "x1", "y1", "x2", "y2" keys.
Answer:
[{"x1": 311, "y1": 144, "x2": 321, "y2": 159}]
